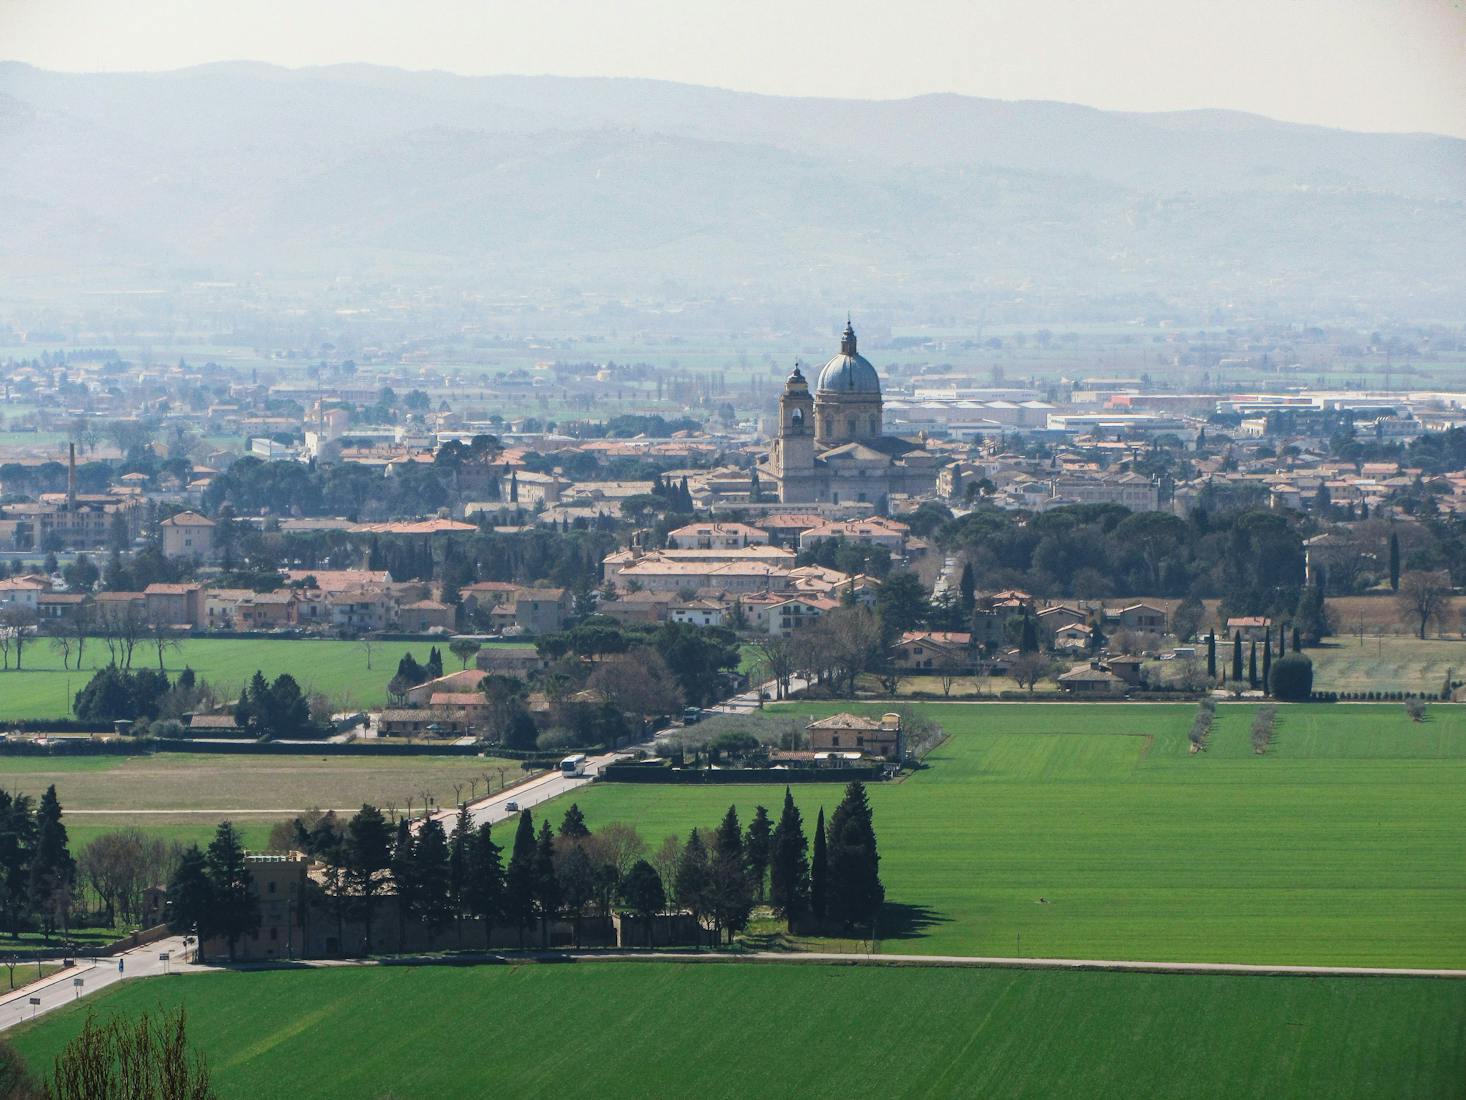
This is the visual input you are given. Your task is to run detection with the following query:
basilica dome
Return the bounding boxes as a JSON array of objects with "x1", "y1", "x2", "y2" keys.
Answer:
[{"x1": 816, "y1": 321, "x2": 881, "y2": 395}]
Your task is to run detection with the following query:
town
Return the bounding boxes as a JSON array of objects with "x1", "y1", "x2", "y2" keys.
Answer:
[{"x1": 0, "y1": 18, "x2": 1463, "y2": 1100}]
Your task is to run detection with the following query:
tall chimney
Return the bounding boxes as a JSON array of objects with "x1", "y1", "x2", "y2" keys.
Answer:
[{"x1": 67, "y1": 442, "x2": 76, "y2": 511}]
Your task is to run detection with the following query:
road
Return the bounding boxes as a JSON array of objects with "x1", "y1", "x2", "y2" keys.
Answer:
[
  {"x1": 0, "y1": 934, "x2": 195, "y2": 1034},
  {"x1": 430, "y1": 746, "x2": 634, "y2": 837}
]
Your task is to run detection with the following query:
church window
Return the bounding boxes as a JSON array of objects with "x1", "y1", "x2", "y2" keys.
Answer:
[
  {"x1": 792, "y1": 409, "x2": 803, "y2": 427},
  {"x1": 869, "y1": 415, "x2": 877, "y2": 435},
  {"x1": 823, "y1": 416, "x2": 833, "y2": 436},
  {"x1": 848, "y1": 418, "x2": 857, "y2": 437}
]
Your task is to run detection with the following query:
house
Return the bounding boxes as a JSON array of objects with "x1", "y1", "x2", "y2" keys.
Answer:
[
  {"x1": 0, "y1": 576, "x2": 45, "y2": 611},
  {"x1": 398, "y1": 599, "x2": 455, "y2": 633},
  {"x1": 805, "y1": 712, "x2": 903, "y2": 761},
  {"x1": 767, "y1": 595, "x2": 840, "y2": 636},
  {"x1": 511, "y1": 588, "x2": 570, "y2": 634},
  {"x1": 666, "y1": 522, "x2": 769, "y2": 550},
  {"x1": 598, "y1": 590, "x2": 674, "y2": 626},
  {"x1": 889, "y1": 631, "x2": 974, "y2": 672},
  {"x1": 405, "y1": 669, "x2": 488, "y2": 706},
  {"x1": 475, "y1": 646, "x2": 550, "y2": 678},
  {"x1": 237, "y1": 590, "x2": 298, "y2": 630},
  {"x1": 1114, "y1": 603, "x2": 1167, "y2": 633},
  {"x1": 1052, "y1": 623, "x2": 1093, "y2": 651},
  {"x1": 1057, "y1": 663, "x2": 1128, "y2": 694},
  {"x1": 669, "y1": 599, "x2": 727, "y2": 628},
  {"x1": 143, "y1": 584, "x2": 205, "y2": 630},
  {"x1": 1035, "y1": 604, "x2": 1087, "y2": 640},
  {"x1": 159, "y1": 511, "x2": 215, "y2": 560},
  {"x1": 379, "y1": 707, "x2": 463, "y2": 737},
  {"x1": 1105, "y1": 654, "x2": 1146, "y2": 686}
]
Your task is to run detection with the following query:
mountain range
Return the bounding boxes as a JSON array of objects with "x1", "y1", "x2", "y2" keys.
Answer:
[{"x1": 2, "y1": 62, "x2": 1463, "y2": 321}]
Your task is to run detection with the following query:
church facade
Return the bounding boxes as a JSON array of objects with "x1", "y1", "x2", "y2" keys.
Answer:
[{"x1": 762, "y1": 322, "x2": 943, "y2": 505}]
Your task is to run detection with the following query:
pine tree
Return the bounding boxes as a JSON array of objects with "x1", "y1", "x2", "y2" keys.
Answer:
[
  {"x1": 1389, "y1": 531, "x2": 1401, "y2": 591},
  {"x1": 1232, "y1": 632, "x2": 1243, "y2": 682},
  {"x1": 558, "y1": 804, "x2": 590, "y2": 839},
  {"x1": 204, "y1": 821, "x2": 258, "y2": 962},
  {"x1": 673, "y1": 828, "x2": 711, "y2": 945},
  {"x1": 744, "y1": 805, "x2": 772, "y2": 903},
  {"x1": 709, "y1": 806, "x2": 752, "y2": 944},
  {"x1": 464, "y1": 822, "x2": 505, "y2": 949},
  {"x1": 163, "y1": 845, "x2": 213, "y2": 952},
  {"x1": 410, "y1": 818, "x2": 453, "y2": 938},
  {"x1": 533, "y1": 822, "x2": 560, "y2": 947},
  {"x1": 825, "y1": 782, "x2": 884, "y2": 930},
  {"x1": 505, "y1": 811, "x2": 537, "y2": 947},
  {"x1": 769, "y1": 788, "x2": 809, "y2": 932},
  {"x1": 345, "y1": 804, "x2": 393, "y2": 955},
  {"x1": 810, "y1": 806, "x2": 828, "y2": 923},
  {"x1": 29, "y1": 785, "x2": 75, "y2": 940}
]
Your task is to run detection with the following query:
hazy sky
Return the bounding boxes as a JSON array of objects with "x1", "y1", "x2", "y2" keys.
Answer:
[{"x1": 4, "y1": 0, "x2": 1465, "y2": 136}]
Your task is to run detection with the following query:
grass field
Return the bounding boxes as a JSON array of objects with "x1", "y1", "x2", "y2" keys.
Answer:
[
  {"x1": 11, "y1": 964, "x2": 1465, "y2": 1100},
  {"x1": 563, "y1": 702, "x2": 1466, "y2": 967},
  {"x1": 0, "y1": 637, "x2": 534, "y2": 721},
  {"x1": 1309, "y1": 636, "x2": 1466, "y2": 695},
  {"x1": 0, "y1": 753, "x2": 526, "y2": 853}
]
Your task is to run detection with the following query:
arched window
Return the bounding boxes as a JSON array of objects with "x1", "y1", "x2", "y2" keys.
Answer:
[
  {"x1": 869, "y1": 415, "x2": 877, "y2": 436},
  {"x1": 823, "y1": 416, "x2": 833, "y2": 436},
  {"x1": 792, "y1": 409, "x2": 803, "y2": 428},
  {"x1": 848, "y1": 417, "x2": 857, "y2": 438}
]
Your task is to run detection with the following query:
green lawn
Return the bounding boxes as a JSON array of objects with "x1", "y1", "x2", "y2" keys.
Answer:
[
  {"x1": 562, "y1": 702, "x2": 1466, "y2": 967},
  {"x1": 11, "y1": 964, "x2": 1465, "y2": 1100},
  {"x1": 0, "y1": 637, "x2": 533, "y2": 721}
]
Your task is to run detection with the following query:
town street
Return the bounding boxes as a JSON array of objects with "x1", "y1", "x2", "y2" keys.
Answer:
[{"x1": 0, "y1": 934, "x2": 196, "y2": 1034}]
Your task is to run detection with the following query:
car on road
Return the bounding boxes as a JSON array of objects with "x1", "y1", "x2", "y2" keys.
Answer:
[{"x1": 505, "y1": 801, "x2": 519, "y2": 812}]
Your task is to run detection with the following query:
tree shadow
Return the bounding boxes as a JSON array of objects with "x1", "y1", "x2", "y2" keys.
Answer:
[{"x1": 876, "y1": 902, "x2": 950, "y2": 941}]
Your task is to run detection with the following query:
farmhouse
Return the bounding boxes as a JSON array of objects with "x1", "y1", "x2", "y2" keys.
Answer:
[{"x1": 806, "y1": 712, "x2": 903, "y2": 761}]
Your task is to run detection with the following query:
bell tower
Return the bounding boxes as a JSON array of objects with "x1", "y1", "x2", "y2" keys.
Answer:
[{"x1": 772, "y1": 363, "x2": 816, "y2": 501}]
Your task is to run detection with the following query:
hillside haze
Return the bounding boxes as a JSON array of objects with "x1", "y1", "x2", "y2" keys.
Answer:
[{"x1": 2, "y1": 61, "x2": 1463, "y2": 321}]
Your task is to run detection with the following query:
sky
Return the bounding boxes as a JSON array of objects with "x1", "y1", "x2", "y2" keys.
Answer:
[{"x1": 3, "y1": 0, "x2": 1465, "y2": 137}]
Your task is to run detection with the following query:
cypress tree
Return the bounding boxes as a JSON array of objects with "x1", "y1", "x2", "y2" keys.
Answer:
[
  {"x1": 410, "y1": 817, "x2": 453, "y2": 937},
  {"x1": 1232, "y1": 632, "x2": 1243, "y2": 682},
  {"x1": 958, "y1": 563, "x2": 976, "y2": 613},
  {"x1": 164, "y1": 844, "x2": 213, "y2": 955},
  {"x1": 448, "y1": 805, "x2": 473, "y2": 942},
  {"x1": 464, "y1": 822, "x2": 505, "y2": 949},
  {"x1": 745, "y1": 806, "x2": 772, "y2": 903},
  {"x1": 1206, "y1": 632, "x2": 1216, "y2": 679},
  {"x1": 30, "y1": 786, "x2": 75, "y2": 940},
  {"x1": 1262, "y1": 636, "x2": 1273, "y2": 696},
  {"x1": 1292, "y1": 626, "x2": 1301, "y2": 652},
  {"x1": 1019, "y1": 614, "x2": 1039, "y2": 654},
  {"x1": 1389, "y1": 531, "x2": 1401, "y2": 591},
  {"x1": 345, "y1": 804, "x2": 393, "y2": 955},
  {"x1": 389, "y1": 818, "x2": 416, "y2": 951},
  {"x1": 533, "y1": 821, "x2": 560, "y2": 947},
  {"x1": 505, "y1": 811, "x2": 537, "y2": 947},
  {"x1": 825, "y1": 782, "x2": 884, "y2": 931},
  {"x1": 769, "y1": 788, "x2": 809, "y2": 932},
  {"x1": 810, "y1": 806, "x2": 828, "y2": 922},
  {"x1": 1248, "y1": 641, "x2": 1259, "y2": 690}
]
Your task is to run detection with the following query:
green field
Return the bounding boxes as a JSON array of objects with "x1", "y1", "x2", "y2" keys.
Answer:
[
  {"x1": 1309, "y1": 636, "x2": 1466, "y2": 695},
  {"x1": 10, "y1": 964, "x2": 1465, "y2": 1100},
  {"x1": 0, "y1": 753, "x2": 525, "y2": 853},
  {"x1": 0, "y1": 637, "x2": 533, "y2": 721},
  {"x1": 564, "y1": 703, "x2": 1466, "y2": 967}
]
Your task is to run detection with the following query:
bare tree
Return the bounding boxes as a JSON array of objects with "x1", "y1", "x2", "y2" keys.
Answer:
[
  {"x1": 0, "y1": 608, "x2": 37, "y2": 671},
  {"x1": 823, "y1": 606, "x2": 885, "y2": 698},
  {"x1": 147, "y1": 617, "x2": 181, "y2": 671},
  {"x1": 1397, "y1": 571, "x2": 1452, "y2": 639},
  {"x1": 1008, "y1": 651, "x2": 1052, "y2": 694},
  {"x1": 588, "y1": 648, "x2": 682, "y2": 732},
  {"x1": 937, "y1": 661, "x2": 962, "y2": 697},
  {"x1": 751, "y1": 635, "x2": 797, "y2": 699},
  {"x1": 48, "y1": 1006, "x2": 215, "y2": 1100},
  {"x1": 49, "y1": 633, "x2": 75, "y2": 671},
  {"x1": 586, "y1": 822, "x2": 646, "y2": 883},
  {"x1": 358, "y1": 635, "x2": 376, "y2": 671}
]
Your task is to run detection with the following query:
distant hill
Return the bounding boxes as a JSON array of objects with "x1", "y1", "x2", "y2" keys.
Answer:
[{"x1": 1, "y1": 62, "x2": 1462, "y2": 319}]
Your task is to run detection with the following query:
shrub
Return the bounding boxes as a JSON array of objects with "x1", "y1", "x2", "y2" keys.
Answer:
[
  {"x1": 1250, "y1": 706, "x2": 1276, "y2": 754},
  {"x1": 1404, "y1": 699, "x2": 1427, "y2": 722},
  {"x1": 1269, "y1": 654, "x2": 1313, "y2": 702}
]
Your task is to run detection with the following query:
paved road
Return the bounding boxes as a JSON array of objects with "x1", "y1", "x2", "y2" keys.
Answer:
[
  {"x1": 0, "y1": 934, "x2": 195, "y2": 1034},
  {"x1": 431, "y1": 746, "x2": 635, "y2": 837}
]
